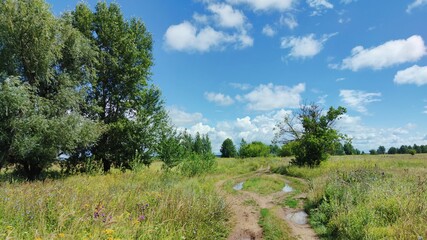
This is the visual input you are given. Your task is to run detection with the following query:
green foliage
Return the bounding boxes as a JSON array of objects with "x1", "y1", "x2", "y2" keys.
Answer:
[
  {"x1": 377, "y1": 146, "x2": 386, "y2": 154},
  {"x1": 158, "y1": 131, "x2": 186, "y2": 170},
  {"x1": 239, "y1": 140, "x2": 270, "y2": 158},
  {"x1": 279, "y1": 142, "x2": 295, "y2": 157},
  {"x1": 243, "y1": 176, "x2": 285, "y2": 195},
  {"x1": 276, "y1": 103, "x2": 347, "y2": 166},
  {"x1": 409, "y1": 149, "x2": 416, "y2": 155},
  {"x1": 71, "y1": 2, "x2": 169, "y2": 172},
  {"x1": 369, "y1": 149, "x2": 377, "y2": 155},
  {"x1": 0, "y1": 0, "x2": 103, "y2": 180},
  {"x1": 179, "y1": 153, "x2": 216, "y2": 177},
  {"x1": 387, "y1": 147, "x2": 397, "y2": 154},
  {"x1": 220, "y1": 138, "x2": 237, "y2": 158}
]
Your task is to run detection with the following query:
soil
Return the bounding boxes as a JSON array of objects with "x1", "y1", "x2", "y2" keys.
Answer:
[{"x1": 216, "y1": 170, "x2": 318, "y2": 240}]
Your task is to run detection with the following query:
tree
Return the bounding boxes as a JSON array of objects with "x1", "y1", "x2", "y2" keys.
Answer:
[
  {"x1": 280, "y1": 142, "x2": 295, "y2": 157},
  {"x1": 388, "y1": 147, "x2": 397, "y2": 154},
  {"x1": 275, "y1": 103, "x2": 346, "y2": 166},
  {"x1": 369, "y1": 149, "x2": 377, "y2": 155},
  {"x1": 343, "y1": 142, "x2": 355, "y2": 155},
  {"x1": 71, "y1": 2, "x2": 168, "y2": 171},
  {"x1": 0, "y1": 0, "x2": 102, "y2": 180},
  {"x1": 220, "y1": 138, "x2": 237, "y2": 158},
  {"x1": 238, "y1": 138, "x2": 248, "y2": 157},
  {"x1": 377, "y1": 146, "x2": 386, "y2": 155},
  {"x1": 239, "y1": 142, "x2": 270, "y2": 158}
]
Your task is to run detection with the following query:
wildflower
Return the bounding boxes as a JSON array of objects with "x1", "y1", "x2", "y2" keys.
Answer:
[
  {"x1": 35, "y1": 237, "x2": 43, "y2": 240},
  {"x1": 138, "y1": 215, "x2": 145, "y2": 222},
  {"x1": 104, "y1": 229, "x2": 114, "y2": 235},
  {"x1": 58, "y1": 233, "x2": 65, "y2": 238},
  {"x1": 6, "y1": 226, "x2": 13, "y2": 232}
]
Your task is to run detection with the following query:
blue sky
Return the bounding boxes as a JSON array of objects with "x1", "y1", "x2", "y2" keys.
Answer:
[{"x1": 49, "y1": 0, "x2": 427, "y2": 153}]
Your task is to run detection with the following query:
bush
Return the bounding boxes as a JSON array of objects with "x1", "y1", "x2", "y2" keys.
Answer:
[
  {"x1": 179, "y1": 153, "x2": 216, "y2": 177},
  {"x1": 239, "y1": 141, "x2": 270, "y2": 158}
]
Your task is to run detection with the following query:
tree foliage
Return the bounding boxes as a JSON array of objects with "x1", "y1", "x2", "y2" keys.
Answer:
[
  {"x1": 0, "y1": 0, "x2": 102, "y2": 180},
  {"x1": 239, "y1": 140, "x2": 270, "y2": 158},
  {"x1": 275, "y1": 103, "x2": 346, "y2": 166},
  {"x1": 220, "y1": 138, "x2": 237, "y2": 158},
  {"x1": 70, "y1": 2, "x2": 169, "y2": 172}
]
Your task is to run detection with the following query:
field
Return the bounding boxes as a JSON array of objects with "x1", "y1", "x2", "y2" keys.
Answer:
[{"x1": 1, "y1": 154, "x2": 426, "y2": 239}]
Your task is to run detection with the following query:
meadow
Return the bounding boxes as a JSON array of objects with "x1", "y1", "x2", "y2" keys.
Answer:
[{"x1": 0, "y1": 154, "x2": 426, "y2": 239}]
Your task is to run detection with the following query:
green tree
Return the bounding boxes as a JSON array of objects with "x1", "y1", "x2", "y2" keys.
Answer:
[
  {"x1": 238, "y1": 138, "x2": 248, "y2": 157},
  {"x1": 239, "y1": 141, "x2": 270, "y2": 158},
  {"x1": 369, "y1": 149, "x2": 377, "y2": 155},
  {"x1": 220, "y1": 138, "x2": 237, "y2": 158},
  {"x1": 343, "y1": 142, "x2": 355, "y2": 155},
  {"x1": 387, "y1": 147, "x2": 397, "y2": 154},
  {"x1": 0, "y1": 0, "x2": 102, "y2": 180},
  {"x1": 280, "y1": 142, "x2": 295, "y2": 157},
  {"x1": 71, "y1": 2, "x2": 168, "y2": 171},
  {"x1": 377, "y1": 146, "x2": 386, "y2": 155},
  {"x1": 275, "y1": 103, "x2": 346, "y2": 166}
]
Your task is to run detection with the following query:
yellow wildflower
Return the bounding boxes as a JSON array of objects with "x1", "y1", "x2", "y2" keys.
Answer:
[
  {"x1": 6, "y1": 226, "x2": 13, "y2": 231},
  {"x1": 58, "y1": 233, "x2": 65, "y2": 238},
  {"x1": 104, "y1": 229, "x2": 114, "y2": 235}
]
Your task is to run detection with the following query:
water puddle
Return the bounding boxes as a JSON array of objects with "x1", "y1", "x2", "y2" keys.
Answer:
[
  {"x1": 286, "y1": 211, "x2": 308, "y2": 225},
  {"x1": 233, "y1": 182, "x2": 244, "y2": 190},
  {"x1": 282, "y1": 184, "x2": 293, "y2": 193}
]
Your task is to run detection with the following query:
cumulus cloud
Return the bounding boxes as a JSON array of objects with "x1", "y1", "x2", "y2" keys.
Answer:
[
  {"x1": 164, "y1": 21, "x2": 253, "y2": 52},
  {"x1": 307, "y1": 0, "x2": 333, "y2": 15},
  {"x1": 339, "y1": 90, "x2": 381, "y2": 114},
  {"x1": 208, "y1": 3, "x2": 246, "y2": 28},
  {"x1": 167, "y1": 107, "x2": 206, "y2": 126},
  {"x1": 280, "y1": 14, "x2": 298, "y2": 30},
  {"x1": 337, "y1": 116, "x2": 426, "y2": 152},
  {"x1": 227, "y1": 0, "x2": 295, "y2": 12},
  {"x1": 281, "y1": 33, "x2": 337, "y2": 59},
  {"x1": 394, "y1": 65, "x2": 427, "y2": 86},
  {"x1": 338, "y1": 35, "x2": 426, "y2": 71},
  {"x1": 164, "y1": 3, "x2": 253, "y2": 53},
  {"x1": 407, "y1": 0, "x2": 427, "y2": 13},
  {"x1": 240, "y1": 83, "x2": 305, "y2": 111},
  {"x1": 262, "y1": 25, "x2": 276, "y2": 37},
  {"x1": 204, "y1": 92, "x2": 235, "y2": 106}
]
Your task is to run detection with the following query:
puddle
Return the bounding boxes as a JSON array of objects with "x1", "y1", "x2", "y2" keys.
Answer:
[
  {"x1": 282, "y1": 184, "x2": 293, "y2": 193},
  {"x1": 233, "y1": 182, "x2": 244, "y2": 190},
  {"x1": 286, "y1": 211, "x2": 308, "y2": 225}
]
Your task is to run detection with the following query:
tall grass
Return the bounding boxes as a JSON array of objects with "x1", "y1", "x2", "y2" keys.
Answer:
[
  {"x1": 274, "y1": 154, "x2": 427, "y2": 239},
  {"x1": 0, "y1": 168, "x2": 229, "y2": 239}
]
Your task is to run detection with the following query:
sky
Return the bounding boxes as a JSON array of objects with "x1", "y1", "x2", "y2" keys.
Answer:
[{"x1": 48, "y1": 0, "x2": 427, "y2": 153}]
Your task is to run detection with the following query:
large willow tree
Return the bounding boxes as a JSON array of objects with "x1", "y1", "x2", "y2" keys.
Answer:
[{"x1": 0, "y1": 0, "x2": 102, "y2": 179}]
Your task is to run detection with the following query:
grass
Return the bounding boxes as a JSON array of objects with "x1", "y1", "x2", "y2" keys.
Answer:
[
  {"x1": 0, "y1": 166, "x2": 229, "y2": 240},
  {"x1": 283, "y1": 197, "x2": 298, "y2": 209},
  {"x1": 273, "y1": 154, "x2": 427, "y2": 239},
  {"x1": 1, "y1": 154, "x2": 427, "y2": 239},
  {"x1": 243, "y1": 175, "x2": 285, "y2": 195},
  {"x1": 258, "y1": 208, "x2": 293, "y2": 240}
]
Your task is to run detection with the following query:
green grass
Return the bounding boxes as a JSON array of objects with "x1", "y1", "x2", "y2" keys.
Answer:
[
  {"x1": 243, "y1": 175, "x2": 285, "y2": 195},
  {"x1": 283, "y1": 197, "x2": 298, "y2": 208},
  {"x1": 0, "y1": 168, "x2": 229, "y2": 240},
  {"x1": 274, "y1": 154, "x2": 427, "y2": 239},
  {"x1": 258, "y1": 208, "x2": 293, "y2": 240}
]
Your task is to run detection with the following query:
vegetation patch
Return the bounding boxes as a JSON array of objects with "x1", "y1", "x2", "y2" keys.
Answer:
[
  {"x1": 258, "y1": 208, "x2": 293, "y2": 240},
  {"x1": 283, "y1": 197, "x2": 299, "y2": 209},
  {"x1": 243, "y1": 175, "x2": 285, "y2": 195}
]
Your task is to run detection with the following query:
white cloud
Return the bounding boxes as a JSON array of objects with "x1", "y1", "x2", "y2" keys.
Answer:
[
  {"x1": 167, "y1": 107, "x2": 206, "y2": 127},
  {"x1": 307, "y1": 0, "x2": 333, "y2": 8},
  {"x1": 339, "y1": 35, "x2": 427, "y2": 71},
  {"x1": 164, "y1": 21, "x2": 253, "y2": 52},
  {"x1": 204, "y1": 92, "x2": 235, "y2": 106},
  {"x1": 240, "y1": 83, "x2": 305, "y2": 111},
  {"x1": 394, "y1": 65, "x2": 427, "y2": 86},
  {"x1": 280, "y1": 14, "x2": 298, "y2": 30},
  {"x1": 208, "y1": 3, "x2": 246, "y2": 28},
  {"x1": 339, "y1": 90, "x2": 381, "y2": 114},
  {"x1": 262, "y1": 25, "x2": 276, "y2": 37},
  {"x1": 336, "y1": 77, "x2": 346, "y2": 82},
  {"x1": 227, "y1": 0, "x2": 295, "y2": 12},
  {"x1": 230, "y1": 82, "x2": 252, "y2": 90},
  {"x1": 281, "y1": 33, "x2": 337, "y2": 59},
  {"x1": 337, "y1": 116, "x2": 426, "y2": 152},
  {"x1": 424, "y1": 106, "x2": 427, "y2": 114},
  {"x1": 407, "y1": 0, "x2": 427, "y2": 13},
  {"x1": 193, "y1": 13, "x2": 209, "y2": 24}
]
